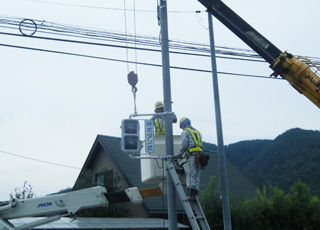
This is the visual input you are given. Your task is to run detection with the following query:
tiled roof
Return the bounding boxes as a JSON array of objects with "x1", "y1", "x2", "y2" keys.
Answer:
[{"x1": 9, "y1": 217, "x2": 188, "y2": 229}]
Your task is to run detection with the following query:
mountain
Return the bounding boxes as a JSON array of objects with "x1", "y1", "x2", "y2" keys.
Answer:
[{"x1": 225, "y1": 128, "x2": 320, "y2": 195}]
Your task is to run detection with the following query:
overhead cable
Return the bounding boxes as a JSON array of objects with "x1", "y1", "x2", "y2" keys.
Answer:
[
  {"x1": 0, "y1": 15, "x2": 266, "y2": 62},
  {"x1": 0, "y1": 150, "x2": 80, "y2": 169},
  {"x1": 0, "y1": 41, "x2": 283, "y2": 80},
  {"x1": 0, "y1": 16, "x2": 319, "y2": 72},
  {"x1": 23, "y1": 0, "x2": 201, "y2": 13}
]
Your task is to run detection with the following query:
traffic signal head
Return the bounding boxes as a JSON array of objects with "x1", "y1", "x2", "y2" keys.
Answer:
[{"x1": 121, "y1": 119, "x2": 140, "y2": 153}]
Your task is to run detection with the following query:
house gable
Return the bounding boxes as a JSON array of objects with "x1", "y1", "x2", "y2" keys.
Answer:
[{"x1": 75, "y1": 134, "x2": 257, "y2": 217}]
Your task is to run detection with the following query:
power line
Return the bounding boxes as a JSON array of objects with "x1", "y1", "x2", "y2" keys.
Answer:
[
  {"x1": 22, "y1": 0, "x2": 202, "y2": 14},
  {"x1": 7, "y1": 14, "x2": 319, "y2": 66},
  {"x1": 0, "y1": 15, "x2": 266, "y2": 62},
  {"x1": 22, "y1": 0, "x2": 154, "y2": 12},
  {"x1": 0, "y1": 16, "x2": 318, "y2": 77},
  {"x1": 0, "y1": 42, "x2": 282, "y2": 80},
  {"x1": 1, "y1": 13, "x2": 319, "y2": 65},
  {"x1": 0, "y1": 150, "x2": 81, "y2": 169},
  {"x1": 2, "y1": 15, "x2": 317, "y2": 65},
  {"x1": 0, "y1": 31, "x2": 265, "y2": 63}
]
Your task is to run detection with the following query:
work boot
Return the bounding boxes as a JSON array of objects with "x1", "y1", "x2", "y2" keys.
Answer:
[
  {"x1": 191, "y1": 188, "x2": 198, "y2": 197},
  {"x1": 187, "y1": 188, "x2": 197, "y2": 201}
]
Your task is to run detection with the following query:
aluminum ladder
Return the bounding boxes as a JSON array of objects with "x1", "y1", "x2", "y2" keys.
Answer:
[{"x1": 166, "y1": 159, "x2": 211, "y2": 230}]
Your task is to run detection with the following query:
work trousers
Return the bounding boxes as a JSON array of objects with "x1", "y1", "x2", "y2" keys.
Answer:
[{"x1": 186, "y1": 155, "x2": 201, "y2": 191}]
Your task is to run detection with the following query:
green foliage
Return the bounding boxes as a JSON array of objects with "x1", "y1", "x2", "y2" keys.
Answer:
[
  {"x1": 225, "y1": 128, "x2": 320, "y2": 196},
  {"x1": 200, "y1": 177, "x2": 320, "y2": 230},
  {"x1": 73, "y1": 168, "x2": 128, "y2": 217},
  {"x1": 10, "y1": 181, "x2": 35, "y2": 199},
  {"x1": 200, "y1": 177, "x2": 223, "y2": 229}
]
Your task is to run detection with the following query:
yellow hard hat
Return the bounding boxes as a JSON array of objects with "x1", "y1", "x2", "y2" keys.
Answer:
[{"x1": 155, "y1": 101, "x2": 164, "y2": 109}]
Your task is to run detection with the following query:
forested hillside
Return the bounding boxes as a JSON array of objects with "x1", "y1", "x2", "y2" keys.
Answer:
[{"x1": 225, "y1": 128, "x2": 320, "y2": 196}]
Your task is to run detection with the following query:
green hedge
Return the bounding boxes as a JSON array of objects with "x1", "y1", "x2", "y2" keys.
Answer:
[{"x1": 200, "y1": 177, "x2": 320, "y2": 230}]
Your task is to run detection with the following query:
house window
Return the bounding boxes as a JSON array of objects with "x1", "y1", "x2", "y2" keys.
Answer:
[
  {"x1": 95, "y1": 170, "x2": 114, "y2": 188},
  {"x1": 95, "y1": 172, "x2": 105, "y2": 186}
]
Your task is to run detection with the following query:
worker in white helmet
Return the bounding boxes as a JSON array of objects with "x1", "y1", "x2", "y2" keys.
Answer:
[
  {"x1": 176, "y1": 117, "x2": 202, "y2": 200},
  {"x1": 151, "y1": 101, "x2": 177, "y2": 135}
]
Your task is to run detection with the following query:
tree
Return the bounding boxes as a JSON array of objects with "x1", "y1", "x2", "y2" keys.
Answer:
[
  {"x1": 10, "y1": 181, "x2": 35, "y2": 200},
  {"x1": 225, "y1": 128, "x2": 320, "y2": 196}
]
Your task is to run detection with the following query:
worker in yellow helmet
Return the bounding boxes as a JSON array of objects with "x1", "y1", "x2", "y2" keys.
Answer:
[
  {"x1": 151, "y1": 101, "x2": 177, "y2": 135},
  {"x1": 176, "y1": 117, "x2": 202, "y2": 200}
]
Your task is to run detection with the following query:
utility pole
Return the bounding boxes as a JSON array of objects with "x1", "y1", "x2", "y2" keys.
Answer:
[
  {"x1": 159, "y1": 0, "x2": 177, "y2": 229},
  {"x1": 208, "y1": 13, "x2": 232, "y2": 230}
]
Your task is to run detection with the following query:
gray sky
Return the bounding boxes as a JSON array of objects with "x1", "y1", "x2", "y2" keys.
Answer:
[{"x1": 0, "y1": 0, "x2": 319, "y2": 200}]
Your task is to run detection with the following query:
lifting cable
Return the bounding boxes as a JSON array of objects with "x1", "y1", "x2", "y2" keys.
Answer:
[
  {"x1": 133, "y1": 0, "x2": 138, "y2": 74},
  {"x1": 124, "y1": 0, "x2": 138, "y2": 116},
  {"x1": 123, "y1": 0, "x2": 129, "y2": 73}
]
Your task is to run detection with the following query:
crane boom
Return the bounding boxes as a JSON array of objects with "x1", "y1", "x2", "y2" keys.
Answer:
[
  {"x1": 198, "y1": 0, "x2": 320, "y2": 108},
  {"x1": 0, "y1": 186, "x2": 163, "y2": 230}
]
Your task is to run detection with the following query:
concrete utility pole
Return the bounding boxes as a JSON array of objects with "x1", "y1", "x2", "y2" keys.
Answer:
[
  {"x1": 208, "y1": 13, "x2": 233, "y2": 230},
  {"x1": 159, "y1": 0, "x2": 177, "y2": 229}
]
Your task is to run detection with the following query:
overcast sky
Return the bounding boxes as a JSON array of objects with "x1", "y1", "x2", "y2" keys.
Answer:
[{"x1": 0, "y1": 0, "x2": 319, "y2": 200}]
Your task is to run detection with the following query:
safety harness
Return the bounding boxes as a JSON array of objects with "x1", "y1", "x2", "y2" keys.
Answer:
[
  {"x1": 185, "y1": 127, "x2": 202, "y2": 153},
  {"x1": 154, "y1": 117, "x2": 165, "y2": 135}
]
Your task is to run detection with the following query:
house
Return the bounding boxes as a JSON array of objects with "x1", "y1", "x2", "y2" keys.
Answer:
[{"x1": 75, "y1": 134, "x2": 257, "y2": 222}]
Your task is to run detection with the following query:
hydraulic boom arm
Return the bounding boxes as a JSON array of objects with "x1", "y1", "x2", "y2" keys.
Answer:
[
  {"x1": 0, "y1": 185, "x2": 164, "y2": 230},
  {"x1": 198, "y1": 0, "x2": 320, "y2": 108},
  {"x1": 0, "y1": 186, "x2": 109, "y2": 230}
]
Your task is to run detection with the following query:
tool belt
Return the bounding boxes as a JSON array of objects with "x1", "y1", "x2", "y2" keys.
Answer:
[
  {"x1": 188, "y1": 151, "x2": 209, "y2": 170},
  {"x1": 193, "y1": 151, "x2": 202, "y2": 166}
]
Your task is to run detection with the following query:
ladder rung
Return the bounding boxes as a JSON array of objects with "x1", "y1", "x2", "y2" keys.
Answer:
[{"x1": 195, "y1": 216, "x2": 204, "y2": 219}]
